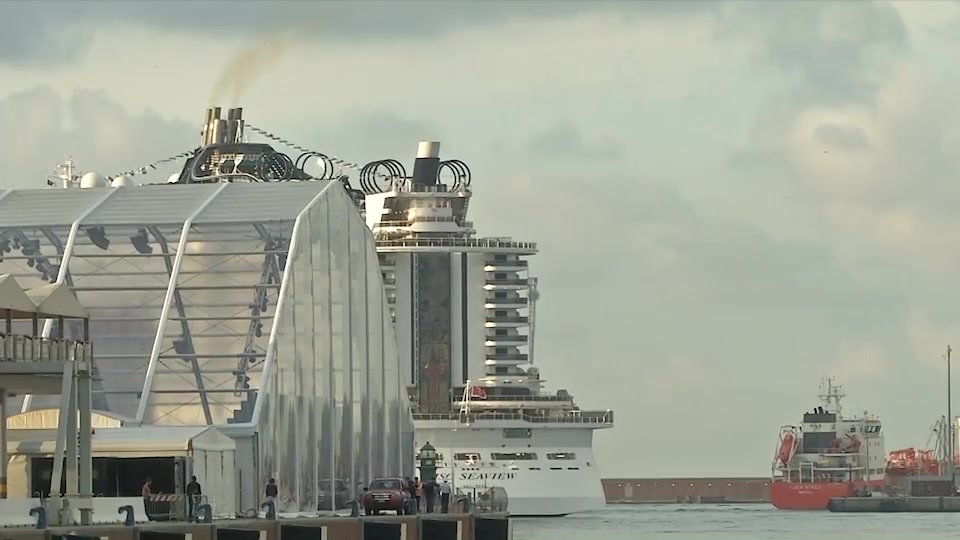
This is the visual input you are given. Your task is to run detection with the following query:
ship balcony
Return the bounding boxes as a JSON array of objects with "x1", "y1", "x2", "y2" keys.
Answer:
[
  {"x1": 485, "y1": 353, "x2": 529, "y2": 362},
  {"x1": 484, "y1": 261, "x2": 528, "y2": 272},
  {"x1": 378, "y1": 256, "x2": 395, "y2": 267},
  {"x1": 484, "y1": 298, "x2": 528, "y2": 308},
  {"x1": 485, "y1": 334, "x2": 528, "y2": 345},
  {"x1": 382, "y1": 276, "x2": 396, "y2": 289},
  {"x1": 484, "y1": 278, "x2": 530, "y2": 290},
  {"x1": 485, "y1": 316, "x2": 529, "y2": 328}
]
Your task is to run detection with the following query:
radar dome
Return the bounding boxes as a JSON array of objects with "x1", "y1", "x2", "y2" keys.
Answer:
[
  {"x1": 79, "y1": 172, "x2": 104, "y2": 189},
  {"x1": 111, "y1": 176, "x2": 134, "y2": 188},
  {"x1": 166, "y1": 173, "x2": 180, "y2": 184}
]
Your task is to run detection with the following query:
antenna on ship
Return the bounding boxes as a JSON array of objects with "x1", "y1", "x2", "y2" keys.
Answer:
[{"x1": 819, "y1": 376, "x2": 844, "y2": 416}]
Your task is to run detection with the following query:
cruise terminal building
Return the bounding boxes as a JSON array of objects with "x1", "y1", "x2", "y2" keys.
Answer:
[{"x1": 0, "y1": 179, "x2": 414, "y2": 516}]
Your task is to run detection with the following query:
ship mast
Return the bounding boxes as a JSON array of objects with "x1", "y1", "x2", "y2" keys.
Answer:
[
  {"x1": 947, "y1": 345, "x2": 955, "y2": 489},
  {"x1": 818, "y1": 377, "x2": 844, "y2": 417}
]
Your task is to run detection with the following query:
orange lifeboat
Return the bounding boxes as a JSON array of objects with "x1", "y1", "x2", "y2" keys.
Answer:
[{"x1": 778, "y1": 433, "x2": 796, "y2": 465}]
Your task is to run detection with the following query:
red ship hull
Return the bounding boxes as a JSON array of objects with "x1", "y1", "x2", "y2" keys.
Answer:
[{"x1": 770, "y1": 480, "x2": 886, "y2": 510}]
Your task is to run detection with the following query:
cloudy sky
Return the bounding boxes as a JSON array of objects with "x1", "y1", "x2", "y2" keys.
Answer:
[{"x1": 3, "y1": 0, "x2": 960, "y2": 478}]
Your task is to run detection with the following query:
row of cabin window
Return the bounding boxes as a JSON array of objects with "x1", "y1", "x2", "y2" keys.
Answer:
[{"x1": 453, "y1": 452, "x2": 576, "y2": 461}]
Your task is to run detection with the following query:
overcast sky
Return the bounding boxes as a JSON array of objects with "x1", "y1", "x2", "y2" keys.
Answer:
[{"x1": 3, "y1": 0, "x2": 960, "y2": 478}]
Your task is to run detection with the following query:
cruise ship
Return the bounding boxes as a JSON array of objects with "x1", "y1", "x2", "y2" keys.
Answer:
[{"x1": 360, "y1": 143, "x2": 615, "y2": 516}]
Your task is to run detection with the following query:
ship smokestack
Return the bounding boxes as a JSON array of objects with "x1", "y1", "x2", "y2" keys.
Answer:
[
  {"x1": 411, "y1": 141, "x2": 441, "y2": 185},
  {"x1": 201, "y1": 108, "x2": 214, "y2": 146},
  {"x1": 225, "y1": 108, "x2": 238, "y2": 144},
  {"x1": 233, "y1": 107, "x2": 244, "y2": 142}
]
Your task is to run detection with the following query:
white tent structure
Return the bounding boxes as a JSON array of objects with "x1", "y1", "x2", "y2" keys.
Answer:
[
  {"x1": 25, "y1": 282, "x2": 89, "y2": 319},
  {"x1": 0, "y1": 180, "x2": 413, "y2": 514},
  {"x1": 0, "y1": 274, "x2": 41, "y2": 319},
  {"x1": 5, "y1": 411, "x2": 237, "y2": 517}
]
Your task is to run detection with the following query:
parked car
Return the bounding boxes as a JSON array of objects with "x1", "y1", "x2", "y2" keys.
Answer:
[
  {"x1": 318, "y1": 479, "x2": 349, "y2": 510},
  {"x1": 362, "y1": 478, "x2": 411, "y2": 515}
]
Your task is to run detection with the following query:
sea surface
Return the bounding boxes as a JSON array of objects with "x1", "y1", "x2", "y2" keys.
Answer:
[{"x1": 512, "y1": 504, "x2": 960, "y2": 539}]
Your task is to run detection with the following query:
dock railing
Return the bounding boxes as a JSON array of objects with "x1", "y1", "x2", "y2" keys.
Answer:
[{"x1": 454, "y1": 487, "x2": 508, "y2": 514}]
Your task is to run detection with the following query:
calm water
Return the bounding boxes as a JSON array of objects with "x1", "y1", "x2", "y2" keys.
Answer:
[{"x1": 512, "y1": 504, "x2": 960, "y2": 539}]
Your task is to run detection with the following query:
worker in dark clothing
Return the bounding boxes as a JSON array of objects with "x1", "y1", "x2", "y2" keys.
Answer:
[
  {"x1": 265, "y1": 478, "x2": 279, "y2": 510},
  {"x1": 424, "y1": 479, "x2": 438, "y2": 513},
  {"x1": 186, "y1": 475, "x2": 202, "y2": 520}
]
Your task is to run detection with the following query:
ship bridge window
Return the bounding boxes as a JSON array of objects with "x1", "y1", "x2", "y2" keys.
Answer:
[
  {"x1": 492, "y1": 452, "x2": 537, "y2": 461},
  {"x1": 503, "y1": 428, "x2": 532, "y2": 439},
  {"x1": 547, "y1": 453, "x2": 577, "y2": 460},
  {"x1": 454, "y1": 453, "x2": 481, "y2": 462}
]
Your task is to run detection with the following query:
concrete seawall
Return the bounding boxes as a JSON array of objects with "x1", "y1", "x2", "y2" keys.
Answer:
[
  {"x1": 603, "y1": 478, "x2": 770, "y2": 504},
  {"x1": 828, "y1": 497, "x2": 960, "y2": 513}
]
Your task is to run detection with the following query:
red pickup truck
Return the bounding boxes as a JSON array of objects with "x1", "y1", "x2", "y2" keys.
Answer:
[{"x1": 362, "y1": 478, "x2": 412, "y2": 515}]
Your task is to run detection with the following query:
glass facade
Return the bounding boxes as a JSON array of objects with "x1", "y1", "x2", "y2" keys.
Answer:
[{"x1": 0, "y1": 181, "x2": 412, "y2": 513}]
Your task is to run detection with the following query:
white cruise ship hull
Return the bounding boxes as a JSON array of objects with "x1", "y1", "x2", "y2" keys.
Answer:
[{"x1": 415, "y1": 424, "x2": 607, "y2": 517}]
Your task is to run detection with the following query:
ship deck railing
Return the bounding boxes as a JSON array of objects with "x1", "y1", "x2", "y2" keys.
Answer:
[
  {"x1": 412, "y1": 410, "x2": 614, "y2": 424},
  {"x1": 375, "y1": 217, "x2": 474, "y2": 228},
  {"x1": 375, "y1": 237, "x2": 537, "y2": 251},
  {"x1": 450, "y1": 393, "x2": 573, "y2": 403}
]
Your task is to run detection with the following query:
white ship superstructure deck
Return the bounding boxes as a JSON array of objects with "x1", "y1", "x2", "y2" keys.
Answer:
[{"x1": 356, "y1": 142, "x2": 614, "y2": 516}]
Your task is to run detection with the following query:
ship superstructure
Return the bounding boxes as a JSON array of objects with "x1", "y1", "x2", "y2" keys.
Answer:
[
  {"x1": 360, "y1": 142, "x2": 614, "y2": 516},
  {"x1": 770, "y1": 378, "x2": 885, "y2": 509}
]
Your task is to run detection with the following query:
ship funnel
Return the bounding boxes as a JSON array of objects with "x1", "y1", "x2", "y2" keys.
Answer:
[
  {"x1": 201, "y1": 107, "x2": 245, "y2": 146},
  {"x1": 411, "y1": 141, "x2": 441, "y2": 185}
]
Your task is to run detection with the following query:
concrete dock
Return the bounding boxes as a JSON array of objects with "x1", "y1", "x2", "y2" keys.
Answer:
[
  {"x1": 0, "y1": 513, "x2": 511, "y2": 540},
  {"x1": 828, "y1": 496, "x2": 960, "y2": 513}
]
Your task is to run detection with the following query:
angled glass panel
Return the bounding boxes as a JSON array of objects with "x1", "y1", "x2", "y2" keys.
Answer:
[
  {"x1": 310, "y1": 196, "x2": 334, "y2": 513},
  {"x1": 366, "y1": 236, "x2": 386, "y2": 481},
  {"x1": 144, "y1": 221, "x2": 294, "y2": 426},
  {"x1": 194, "y1": 182, "x2": 333, "y2": 224},
  {"x1": 69, "y1": 219, "x2": 188, "y2": 417},
  {"x1": 0, "y1": 189, "x2": 109, "y2": 229},
  {"x1": 327, "y1": 189, "x2": 351, "y2": 498},
  {"x1": 348, "y1": 202, "x2": 369, "y2": 495}
]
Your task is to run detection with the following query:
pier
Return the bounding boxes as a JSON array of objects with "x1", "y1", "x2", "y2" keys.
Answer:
[{"x1": 0, "y1": 512, "x2": 511, "y2": 540}]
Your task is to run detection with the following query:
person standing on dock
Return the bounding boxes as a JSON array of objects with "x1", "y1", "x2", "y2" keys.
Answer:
[
  {"x1": 264, "y1": 478, "x2": 278, "y2": 509},
  {"x1": 424, "y1": 478, "x2": 438, "y2": 513},
  {"x1": 439, "y1": 480, "x2": 451, "y2": 513},
  {"x1": 141, "y1": 478, "x2": 153, "y2": 519},
  {"x1": 187, "y1": 475, "x2": 202, "y2": 520},
  {"x1": 414, "y1": 477, "x2": 423, "y2": 511}
]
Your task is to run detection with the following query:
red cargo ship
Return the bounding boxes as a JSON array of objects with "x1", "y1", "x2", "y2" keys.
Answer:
[{"x1": 769, "y1": 378, "x2": 885, "y2": 510}]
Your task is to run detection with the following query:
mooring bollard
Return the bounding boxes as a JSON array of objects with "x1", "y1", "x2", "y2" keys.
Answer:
[
  {"x1": 261, "y1": 500, "x2": 277, "y2": 520},
  {"x1": 197, "y1": 503, "x2": 213, "y2": 523},
  {"x1": 30, "y1": 506, "x2": 47, "y2": 529},
  {"x1": 458, "y1": 496, "x2": 471, "y2": 513},
  {"x1": 404, "y1": 498, "x2": 418, "y2": 515},
  {"x1": 346, "y1": 499, "x2": 361, "y2": 517},
  {"x1": 118, "y1": 505, "x2": 135, "y2": 526}
]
